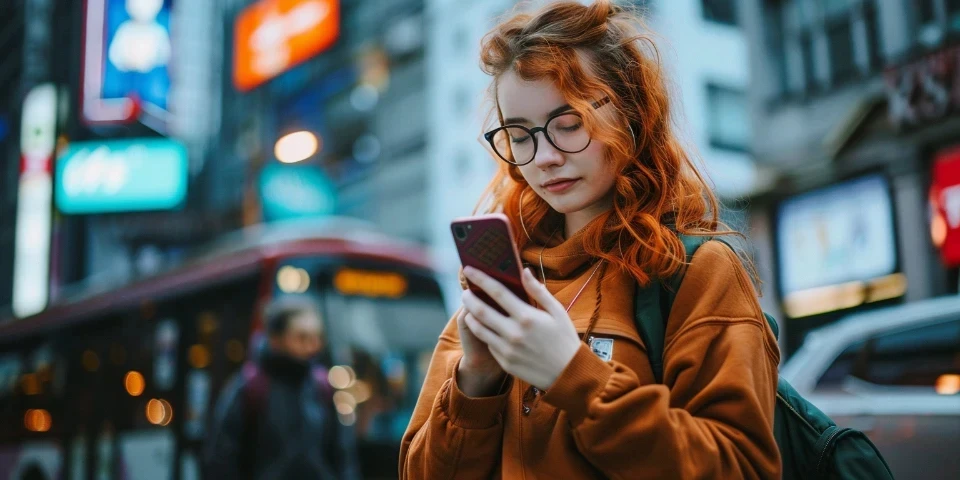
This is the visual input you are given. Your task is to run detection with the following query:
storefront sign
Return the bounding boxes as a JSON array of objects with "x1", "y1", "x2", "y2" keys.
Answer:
[
  {"x1": 234, "y1": 0, "x2": 340, "y2": 91},
  {"x1": 885, "y1": 44, "x2": 960, "y2": 129},
  {"x1": 776, "y1": 175, "x2": 902, "y2": 317},
  {"x1": 12, "y1": 84, "x2": 57, "y2": 319},
  {"x1": 259, "y1": 163, "x2": 336, "y2": 221},
  {"x1": 82, "y1": 0, "x2": 173, "y2": 126},
  {"x1": 930, "y1": 146, "x2": 960, "y2": 266},
  {"x1": 55, "y1": 138, "x2": 188, "y2": 214}
]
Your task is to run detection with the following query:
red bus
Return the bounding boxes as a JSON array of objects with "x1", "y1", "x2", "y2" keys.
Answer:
[{"x1": 0, "y1": 219, "x2": 449, "y2": 480}]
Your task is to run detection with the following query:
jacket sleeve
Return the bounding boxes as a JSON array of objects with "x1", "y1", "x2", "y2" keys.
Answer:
[
  {"x1": 398, "y1": 309, "x2": 511, "y2": 480},
  {"x1": 204, "y1": 375, "x2": 246, "y2": 479},
  {"x1": 541, "y1": 241, "x2": 782, "y2": 480}
]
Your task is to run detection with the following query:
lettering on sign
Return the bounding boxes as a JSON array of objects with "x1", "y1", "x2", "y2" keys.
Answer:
[{"x1": 885, "y1": 45, "x2": 960, "y2": 129}]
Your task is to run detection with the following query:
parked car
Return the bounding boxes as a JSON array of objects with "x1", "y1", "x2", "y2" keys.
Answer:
[{"x1": 781, "y1": 297, "x2": 960, "y2": 480}]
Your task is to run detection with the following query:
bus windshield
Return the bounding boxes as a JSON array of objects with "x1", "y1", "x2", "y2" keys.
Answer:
[{"x1": 317, "y1": 270, "x2": 448, "y2": 445}]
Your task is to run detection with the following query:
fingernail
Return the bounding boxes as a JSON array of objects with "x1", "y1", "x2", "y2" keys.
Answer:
[{"x1": 463, "y1": 266, "x2": 476, "y2": 277}]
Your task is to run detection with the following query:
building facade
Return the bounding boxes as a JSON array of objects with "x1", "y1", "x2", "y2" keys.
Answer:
[
  {"x1": 219, "y1": 0, "x2": 429, "y2": 242},
  {"x1": 741, "y1": 0, "x2": 960, "y2": 351}
]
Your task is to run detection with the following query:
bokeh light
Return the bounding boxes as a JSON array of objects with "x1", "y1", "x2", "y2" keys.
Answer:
[
  {"x1": 24, "y1": 409, "x2": 52, "y2": 432},
  {"x1": 274, "y1": 131, "x2": 319, "y2": 163},
  {"x1": 146, "y1": 399, "x2": 173, "y2": 426},
  {"x1": 125, "y1": 371, "x2": 145, "y2": 397}
]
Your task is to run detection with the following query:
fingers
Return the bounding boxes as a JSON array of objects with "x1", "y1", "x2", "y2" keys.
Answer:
[
  {"x1": 462, "y1": 267, "x2": 530, "y2": 317},
  {"x1": 461, "y1": 290, "x2": 522, "y2": 342},
  {"x1": 463, "y1": 312, "x2": 508, "y2": 353},
  {"x1": 521, "y1": 268, "x2": 567, "y2": 319}
]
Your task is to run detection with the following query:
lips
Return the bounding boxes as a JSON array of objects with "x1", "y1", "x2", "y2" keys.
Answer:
[{"x1": 542, "y1": 178, "x2": 579, "y2": 193}]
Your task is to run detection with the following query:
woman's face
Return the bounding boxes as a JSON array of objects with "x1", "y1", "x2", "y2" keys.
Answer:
[{"x1": 496, "y1": 70, "x2": 618, "y2": 223}]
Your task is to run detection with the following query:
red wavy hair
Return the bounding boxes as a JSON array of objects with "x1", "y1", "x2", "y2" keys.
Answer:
[{"x1": 476, "y1": 0, "x2": 749, "y2": 287}]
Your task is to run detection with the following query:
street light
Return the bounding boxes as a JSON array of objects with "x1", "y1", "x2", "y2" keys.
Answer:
[{"x1": 274, "y1": 131, "x2": 319, "y2": 163}]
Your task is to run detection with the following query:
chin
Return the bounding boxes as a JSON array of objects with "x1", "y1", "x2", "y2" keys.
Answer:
[{"x1": 541, "y1": 195, "x2": 585, "y2": 214}]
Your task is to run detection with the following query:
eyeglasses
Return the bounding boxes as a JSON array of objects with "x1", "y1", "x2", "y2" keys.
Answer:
[{"x1": 484, "y1": 97, "x2": 611, "y2": 166}]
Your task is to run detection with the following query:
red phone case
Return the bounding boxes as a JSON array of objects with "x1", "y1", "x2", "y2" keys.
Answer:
[{"x1": 451, "y1": 213, "x2": 529, "y2": 315}]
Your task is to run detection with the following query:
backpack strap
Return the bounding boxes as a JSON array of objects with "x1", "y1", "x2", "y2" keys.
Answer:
[
  {"x1": 635, "y1": 235, "x2": 781, "y2": 384},
  {"x1": 633, "y1": 235, "x2": 710, "y2": 384},
  {"x1": 634, "y1": 280, "x2": 667, "y2": 383},
  {"x1": 310, "y1": 365, "x2": 334, "y2": 401}
]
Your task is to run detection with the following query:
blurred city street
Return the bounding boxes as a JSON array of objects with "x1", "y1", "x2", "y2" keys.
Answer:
[{"x1": 0, "y1": 0, "x2": 957, "y2": 479}]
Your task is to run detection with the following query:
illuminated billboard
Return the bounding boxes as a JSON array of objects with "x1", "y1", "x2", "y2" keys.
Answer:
[
  {"x1": 234, "y1": 0, "x2": 340, "y2": 91},
  {"x1": 55, "y1": 138, "x2": 188, "y2": 214},
  {"x1": 82, "y1": 0, "x2": 173, "y2": 127}
]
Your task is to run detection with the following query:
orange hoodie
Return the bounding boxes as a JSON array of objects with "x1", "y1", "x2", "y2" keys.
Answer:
[{"x1": 400, "y1": 233, "x2": 781, "y2": 479}]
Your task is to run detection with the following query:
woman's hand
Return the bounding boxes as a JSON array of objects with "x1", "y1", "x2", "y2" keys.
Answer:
[
  {"x1": 455, "y1": 307, "x2": 506, "y2": 397},
  {"x1": 460, "y1": 266, "x2": 581, "y2": 390}
]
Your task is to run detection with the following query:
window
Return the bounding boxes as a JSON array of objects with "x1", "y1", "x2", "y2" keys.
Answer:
[
  {"x1": 862, "y1": 320, "x2": 960, "y2": 390},
  {"x1": 771, "y1": 0, "x2": 885, "y2": 99},
  {"x1": 916, "y1": 0, "x2": 946, "y2": 46},
  {"x1": 918, "y1": 0, "x2": 938, "y2": 26},
  {"x1": 865, "y1": 5, "x2": 884, "y2": 69},
  {"x1": 706, "y1": 84, "x2": 751, "y2": 152},
  {"x1": 816, "y1": 340, "x2": 866, "y2": 391},
  {"x1": 949, "y1": 0, "x2": 960, "y2": 14},
  {"x1": 947, "y1": 0, "x2": 960, "y2": 29},
  {"x1": 826, "y1": 18, "x2": 858, "y2": 83},
  {"x1": 821, "y1": 0, "x2": 849, "y2": 17},
  {"x1": 764, "y1": 6, "x2": 791, "y2": 95},
  {"x1": 800, "y1": 31, "x2": 817, "y2": 90},
  {"x1": 702, "y1": 0, "x2": 737, "y2": 26}
]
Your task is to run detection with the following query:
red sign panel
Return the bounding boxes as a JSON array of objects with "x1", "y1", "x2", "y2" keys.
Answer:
[
  {"x1": 930, "y1": 145, "x2": 960, "y2": 266},
  {"x1": 233, "y1": 0, "x2": 340, "y2": 92}
]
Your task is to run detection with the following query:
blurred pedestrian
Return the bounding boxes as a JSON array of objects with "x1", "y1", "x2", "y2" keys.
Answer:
[
  {"x1": 206, "y1": 296, "x2": 359, "y2": 480},
  {"x1": 400, "y1": 1, "x2": 781, "y2": 479}
]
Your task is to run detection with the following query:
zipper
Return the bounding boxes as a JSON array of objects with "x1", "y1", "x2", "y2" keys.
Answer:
[
  {"x1": 777, "y1": 392, "x2": 846, "y2": 475},
  {"x1": 815, "y1": 427, "x2": 845, "y2": 474}
]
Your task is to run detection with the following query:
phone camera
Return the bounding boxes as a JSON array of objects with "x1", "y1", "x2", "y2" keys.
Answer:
[{"x1": 454, "y1": 225, "x2": 468, "y2": 241}]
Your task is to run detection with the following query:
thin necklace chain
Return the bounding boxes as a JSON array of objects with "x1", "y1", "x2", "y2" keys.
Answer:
[{"x1": 538, "y1": 228, "x2": 604, "y2": 313}]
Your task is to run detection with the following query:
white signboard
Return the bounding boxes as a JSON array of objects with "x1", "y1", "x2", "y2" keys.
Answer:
[{"x1": 777, "y1": 175, "x2": 898, "y2": 294}]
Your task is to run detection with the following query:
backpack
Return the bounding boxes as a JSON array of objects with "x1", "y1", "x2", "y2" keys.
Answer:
[{"x1": 633, "y1": 235, "x2": 895, "y2": 480}]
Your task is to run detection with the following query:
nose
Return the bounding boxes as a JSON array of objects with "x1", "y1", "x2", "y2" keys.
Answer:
[{"x1": 532, "y1": 132, "x2": 564, "y2": 169}]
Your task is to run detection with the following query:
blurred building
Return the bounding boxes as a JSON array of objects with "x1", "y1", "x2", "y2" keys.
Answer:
[
  {"x1": 1, "y1": 0, "x2": 234, "y2": 318},
  {"x1": 426, "y1": 0, "x2": 758, "y2": 308},
  {"x1": 0, "y1": 0, "x2": 27, "y2": 312},
  {"x1": 1, "y1": 0, "x2": 431, "y2": 317},
  {"x1": 741, "y1": 0, "x2": 960, "y2": 352},
  {"x1": 219, "y1": 0, "x2": 428, "y2": 241}
]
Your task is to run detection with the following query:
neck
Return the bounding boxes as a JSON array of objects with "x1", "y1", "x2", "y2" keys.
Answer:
[{"x1": 563, "y1": 200, "x2": 613, "y2": 239}]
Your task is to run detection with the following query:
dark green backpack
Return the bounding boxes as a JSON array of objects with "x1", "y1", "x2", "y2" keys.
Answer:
[{"x1": 633, "y1": 235, "x2": 895, "y2": 479}]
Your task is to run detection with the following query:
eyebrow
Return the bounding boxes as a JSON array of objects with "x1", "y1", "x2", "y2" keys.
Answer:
[{"x1": 503, "y1": 103, "x2": 574, "y2": 125}]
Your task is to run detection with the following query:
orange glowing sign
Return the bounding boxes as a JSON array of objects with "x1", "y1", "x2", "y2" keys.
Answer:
[{"x1": 234, "y1": 0, "x2": 340, "y2": 91}]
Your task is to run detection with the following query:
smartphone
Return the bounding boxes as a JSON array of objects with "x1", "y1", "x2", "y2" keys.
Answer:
[{"x1": 451, "y1": 213, "x2": 529, "y2": 315}]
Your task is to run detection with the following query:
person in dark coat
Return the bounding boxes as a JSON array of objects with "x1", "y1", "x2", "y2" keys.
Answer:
[{"x1": 205, "y1": 296, "x2": 360, "y2": 480}]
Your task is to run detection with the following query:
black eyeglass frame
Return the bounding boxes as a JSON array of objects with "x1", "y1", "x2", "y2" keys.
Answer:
[{"x1": 484, "y1": 97, "x2": 612, "y2": 166}]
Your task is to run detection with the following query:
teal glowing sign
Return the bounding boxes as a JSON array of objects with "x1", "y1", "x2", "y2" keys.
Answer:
[
  {"x1": 55, "y1": 138, "x2": 188, "y2": 214},
  {"x1": 259, "y1": 163, "x2": 336, "y2": 221}
]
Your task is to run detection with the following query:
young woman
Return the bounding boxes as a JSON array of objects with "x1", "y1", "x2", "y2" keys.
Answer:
[{"x1": 400, "y1": 1, "x2": 781, "y2": 478}]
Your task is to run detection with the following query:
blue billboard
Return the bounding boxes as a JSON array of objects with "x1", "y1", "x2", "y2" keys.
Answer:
[
  {"x1": 56, "y1": 138, "x2": 188, "y2": 214},
  {"x1": 82, "y1": 0, "x2": 172, "y2": 125}
]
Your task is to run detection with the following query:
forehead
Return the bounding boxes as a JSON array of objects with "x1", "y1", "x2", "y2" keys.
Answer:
[
  {"x1": 287, "y1": 310, "x2": 323, "y2": 332},
  {"x1": 496, "y1": 70, "x2": 567, "y2": 123}
]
